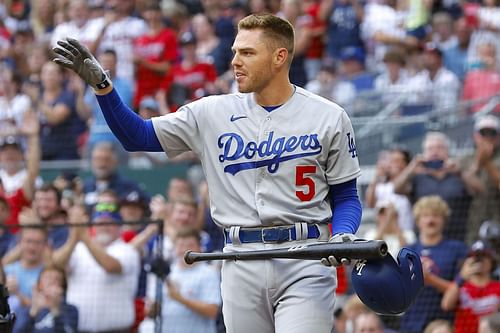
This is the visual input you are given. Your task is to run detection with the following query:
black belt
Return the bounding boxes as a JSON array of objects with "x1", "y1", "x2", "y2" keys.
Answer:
[{"x1": 225, "y1": 224, "x2": 321, "y2": 244}]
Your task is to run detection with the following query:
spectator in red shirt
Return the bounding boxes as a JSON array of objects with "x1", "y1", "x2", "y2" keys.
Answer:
[
  {"x1": 163, "y1": 32, "x2": 217, "y2": 111},
  {"x1": 133, "y1": 2, "x2": 178, "y2": 109},
  {"x1": 303, "y1": 0, "x2": 327, "y2": 81},
  {"x1": 462, "y1": 42, "x2": 500, "y2": 114},
  {"x1": 0, "y1": 111, "x2": 40, "y2": 232},
  {"x1": 441, "y1": 240, "x2": 500, "y2": 333}
]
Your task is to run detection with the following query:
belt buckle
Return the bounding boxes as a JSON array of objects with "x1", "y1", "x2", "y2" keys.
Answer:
[{"x1": 261, "y1": 226, "x2": 291, "y2": 243}]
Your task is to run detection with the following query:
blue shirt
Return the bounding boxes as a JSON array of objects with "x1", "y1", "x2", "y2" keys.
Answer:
[
  {"x1": 49, "y1": 226, "x2": 69, "y2": 249},
  {"x1": 0, "y1": 230, "x2": 15, "y2": 257},
  {"x1": 399, "y1": 239, "x2": 467, "y2": 333},
  {"x1": 411, "y1": 173, "x2": 470, "y2": 241},
  {"x1": 4, "y1": 261, "x2": 43, "y2": 313},
  {"x1": 159, "y1": 263, "x2": 221, "y2": 333},
  {"x1": 443, "y1": 46, "x2": 468, "y2": 81},
  {"x1": 85, "y1": 77, "x2": 134, "y2": 148},
  {"x1": 326, "y1": 3, "x2": 363, "y2": 58},
  {"x1": 40, "y1": 90, "x2": 85, "y2": 160},
  {"x1": 13, "y1": 302, "x2": 79, "y2": 333}
]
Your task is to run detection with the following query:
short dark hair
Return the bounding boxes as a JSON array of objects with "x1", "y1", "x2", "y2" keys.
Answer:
[
  {"x1": 389, "y1": 147, "x2": 411, "y2": 165},
  {"x1": 38, "y1": 264, "x2": 68, "y2": 292},
  {"x1": 102, "y1": 48, "x2": 117, "y2": 59},
  {"x1": 35, "y1": 184, "x2": 62, "y2": 205},
  {"x1": 238, "y1": 14, "x2": 295, "y2": 65}
]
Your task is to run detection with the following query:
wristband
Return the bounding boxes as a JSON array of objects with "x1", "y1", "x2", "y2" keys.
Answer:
[
  {"x1": 454, "y1": 275, "x2": 465, "y2": 287},
  {"x1": 95, "y1": 77, "x2": 112, "y2": 90}
]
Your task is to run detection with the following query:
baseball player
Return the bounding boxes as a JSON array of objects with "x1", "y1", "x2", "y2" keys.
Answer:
[{"x1": 53, "y1": 14, "x2": 362, "y2": 333}]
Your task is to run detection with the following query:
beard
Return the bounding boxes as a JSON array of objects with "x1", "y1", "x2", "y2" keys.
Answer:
[{"x1": 94, "y1": 232, "x2": 115, "y2": 246}]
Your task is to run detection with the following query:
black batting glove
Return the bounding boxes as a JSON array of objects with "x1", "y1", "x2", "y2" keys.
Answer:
[{"x1": 52, "y1": 38, "x2": 112, "y2": 91}]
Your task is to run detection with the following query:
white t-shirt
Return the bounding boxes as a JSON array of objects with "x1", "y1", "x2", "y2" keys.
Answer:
[
  {"x1": 0, "y1": 94, "x2": 31, "y2": 127},
  {"x1": 405, "y1": 67, "x2": 460, "y2": 111},
  {"x1": 50, "y1": 20, "x2": 103, "y2": 47},
  {"x1": 67, "y1": 239, "x2": 140, "y2": 332},
  {"x1": 374, "y1": 69, "x2": 410, "y2": 103},
  {"x1": 363, "y1": 228, "x2": 416, "y2": 258},
  {"x1": 374, "y1": 182, "x2": 414, "y2": 231},
  {"x1": 89, "y1": 16, "x2": 148, "y2": 81},
  {"x1": 468, "y1": 7, "x2": 500, "y2": 67}
]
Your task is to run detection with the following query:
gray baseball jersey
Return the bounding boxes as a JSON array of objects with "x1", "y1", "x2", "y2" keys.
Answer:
[{"x1": 152, "y1": 86, "x2": 361, "y2": 229}]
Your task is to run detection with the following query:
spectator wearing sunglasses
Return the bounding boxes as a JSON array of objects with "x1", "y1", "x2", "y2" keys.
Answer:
[{"x1": 460, "y1": 115, "x2": 500, "y2": 244}]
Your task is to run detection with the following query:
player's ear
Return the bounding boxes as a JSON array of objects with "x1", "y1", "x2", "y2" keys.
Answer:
[{"x1": 273, "y1": 47, "x2": 288, "y2": 67}]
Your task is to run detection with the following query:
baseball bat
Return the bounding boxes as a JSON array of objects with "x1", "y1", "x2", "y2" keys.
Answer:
[{"x1": 184, "y1": 240, "x2": 388, "y2": 264}]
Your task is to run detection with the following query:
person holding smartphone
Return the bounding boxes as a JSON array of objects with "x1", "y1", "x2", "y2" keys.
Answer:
[
  {"x1": 460, "y1": 115, "x2": 500, "y2": 244},
  {"x1": 441, "y1": 240, "x2": 500, "y2": 333},
  {"x1": 393, "y1": 131, "x2": 473, "y2": 241}
]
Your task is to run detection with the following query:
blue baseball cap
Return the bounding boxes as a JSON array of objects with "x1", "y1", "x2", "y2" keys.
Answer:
[
  {"x1": 92, "y1": 210, "x2": 122, "y2": 223},
  {"x1": 339, "y1": 46, "x2": 365, "y2": 64}
]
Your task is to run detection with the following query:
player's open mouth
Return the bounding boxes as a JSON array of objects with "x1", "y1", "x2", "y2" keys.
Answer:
[{"x1": 235, "y1": 72, "x2": 246, "y2": 81}]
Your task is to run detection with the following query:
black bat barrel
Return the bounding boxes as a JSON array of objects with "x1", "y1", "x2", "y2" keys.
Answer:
[{"x1": 184, "y1": 240, "x2": 388, "y2": 264}]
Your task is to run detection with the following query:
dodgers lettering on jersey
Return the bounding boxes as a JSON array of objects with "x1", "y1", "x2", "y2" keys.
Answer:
[
  {"x1": 218, "y1": 131, "x2": 322, "y2": 175},
  {"x1": 152, "y1": 86, "x2": 361, "y2": 228}
]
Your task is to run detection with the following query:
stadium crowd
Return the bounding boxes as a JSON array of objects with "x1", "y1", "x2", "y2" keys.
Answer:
[{"x1": 0, "y1": 0, "x2": 498, "y2": 332}]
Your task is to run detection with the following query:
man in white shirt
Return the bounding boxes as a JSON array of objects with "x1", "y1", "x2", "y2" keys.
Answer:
[
  {"x1": 86, "y1": 0, "x2": 147, "y2": 81},
  {"x1": 50, "y1": 0, "x2": 103, "y2": 48},
  {"x1": 53, "y1": 209, "x2": 140, "y2": 333},
  {"x1": 405, "y1": 44, "x2": 461, "y2": 112}
]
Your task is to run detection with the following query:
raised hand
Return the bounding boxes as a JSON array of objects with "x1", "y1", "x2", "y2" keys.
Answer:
[{"x1": 52, "y1": 38, "x2": 111, "y2": 90}]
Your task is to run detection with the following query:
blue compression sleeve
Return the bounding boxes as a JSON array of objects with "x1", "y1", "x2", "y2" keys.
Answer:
[
  {"x1": 96, "y1": 89, "x2": 163, "y2": 152},
  {"x1": 330, "y1": 179, "x2": 362, "y2": 235}
]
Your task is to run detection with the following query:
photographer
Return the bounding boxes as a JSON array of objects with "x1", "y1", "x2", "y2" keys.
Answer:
[
  {"x1": 393, "y1": 131, "x2": 472, "y2": 241},
  {"x1": 441, "y1": 240, "x2": 500, "y2": 333}
]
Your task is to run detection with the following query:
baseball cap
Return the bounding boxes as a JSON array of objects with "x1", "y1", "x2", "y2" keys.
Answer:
[
  {"x1": 139, "y1": 96, "x2": 160, "y2": 112},
  {"x1": 92, "y1": 210, "x2": 122, "y2": 223},
  {"x1": 474, "y1": 115, "x2": 500, "y2": 132},
  {"x1": 339, "y1": 47, "x2": 365, "y2": 64},
  {"x1": 467, "y1": 240, "x2": 494, "y2": 257},
  {"x1": 180, "y1": 31, "x2": 196, "y2": 46},
  {"x1": 423, "y1": 42, "x2": 443, "y2": 57},
  {"x1": 120, "y1": 190, "x2": 148, "y2": 209},
  {"x1": 0, "y1": 136, "x2": 22, "y2": 150}
]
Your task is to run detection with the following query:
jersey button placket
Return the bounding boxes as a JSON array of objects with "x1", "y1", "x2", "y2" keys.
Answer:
[{"x1": 256, "y1": 115, "x2": 271, "y2": 215}]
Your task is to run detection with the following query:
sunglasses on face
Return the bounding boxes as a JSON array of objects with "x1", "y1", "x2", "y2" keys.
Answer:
[
  {"x1": 94, "y1": 202, "x2": 118, "y2": 213},
  {"x1": 479, "y1": 128, "x2": 498, "y2": 137}
]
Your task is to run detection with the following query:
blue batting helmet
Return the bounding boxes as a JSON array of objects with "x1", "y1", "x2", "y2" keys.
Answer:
[{"x1": 351, "y1": 248, "x2": 423, "y2": 315}]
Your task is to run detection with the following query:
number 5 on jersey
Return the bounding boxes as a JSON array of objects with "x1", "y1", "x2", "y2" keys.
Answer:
[{"x1": 295, "y1": 165, "x2": 316, "y2": 201}]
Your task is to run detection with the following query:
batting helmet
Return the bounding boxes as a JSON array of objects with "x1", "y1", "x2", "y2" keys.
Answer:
[{"x1": 351, "y1": 247, "x2": 423, "y2": 315}]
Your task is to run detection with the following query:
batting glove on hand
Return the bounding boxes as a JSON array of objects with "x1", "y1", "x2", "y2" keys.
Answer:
[
  {"x1": 321, "y1": 233, "x2": 358, "y2": 267},
  {"x1": 52, "y1": 38, "x2": 112, "y2": 91}
]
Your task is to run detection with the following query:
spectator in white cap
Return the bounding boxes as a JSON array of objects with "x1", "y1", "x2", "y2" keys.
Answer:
[{"x1": 460, "y1": 114, "x2": 500, "y2": 244}]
